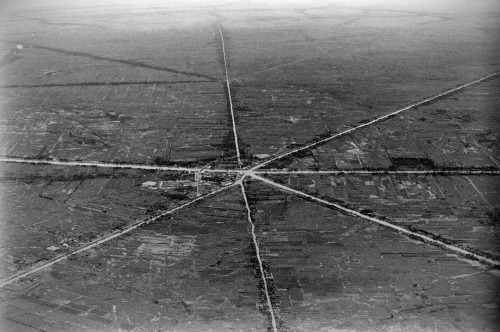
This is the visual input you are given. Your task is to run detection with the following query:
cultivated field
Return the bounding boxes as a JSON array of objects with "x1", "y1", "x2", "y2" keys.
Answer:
[{"x1": 0, "y1": 0, "x2": 499, "y2": 331}]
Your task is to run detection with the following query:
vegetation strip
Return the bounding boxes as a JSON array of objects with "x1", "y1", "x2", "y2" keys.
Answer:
[
  {"x1": 0, "y1": 183, "x2": 237, "y2": 288},
  {"x1": 251, "y1": 71, "x2": 500, "y2": 171},
  {"x1": 256, "y1": 169, "x2": 500, "y2": 175},
  {"x1": 0, "y1": 80, "x2": 214, "y2": 89},
  {"x1": 2, "y1": 40, "x2": 219, "y2": 81},
  {"x1": 240, "y1": 180, "x2": 279, "y2": 332},
  {"x1": 251, "y1": 174, "x2": 500, "y2": 268}
]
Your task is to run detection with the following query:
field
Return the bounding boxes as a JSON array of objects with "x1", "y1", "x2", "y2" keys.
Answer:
[{"x1": 0, "y1": 0, "x2": 499, "y2": 331}]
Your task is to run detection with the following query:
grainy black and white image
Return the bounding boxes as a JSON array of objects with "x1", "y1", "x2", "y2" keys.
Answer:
[{"x1": 0, "y1": 0, "x2": 499, "y2": 331}]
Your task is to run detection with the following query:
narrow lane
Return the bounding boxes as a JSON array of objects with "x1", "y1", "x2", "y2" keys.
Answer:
[
  {"x1": 251, "y1": 173, "x2": 500, "y2": 269},
  {"x1": 0, "y1": 182, "x2": 238, "y2": 288},
  {"x1": 251, "y1": 72, "x2": 500, "y2": 171},
  {"x1": 217, "y1": 23, "x2": 242, "y2": 166},
  {"x1": 240, "y1": 180, "x2": 279, "y2": 332}
]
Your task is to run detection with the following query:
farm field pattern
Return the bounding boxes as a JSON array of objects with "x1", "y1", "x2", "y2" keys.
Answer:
[{"x1": 0, "y1": 0, "x2": 499, "y2": 331}]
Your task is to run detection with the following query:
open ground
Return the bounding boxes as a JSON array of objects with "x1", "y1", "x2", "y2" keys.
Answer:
[{"x1": 0, "y1": 0, "x2": 499, "y2": 331}]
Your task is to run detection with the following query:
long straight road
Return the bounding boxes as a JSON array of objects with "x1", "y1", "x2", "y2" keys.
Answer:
[{"x1": 1, "y1": 0, "x2": 499, "y2": 331}]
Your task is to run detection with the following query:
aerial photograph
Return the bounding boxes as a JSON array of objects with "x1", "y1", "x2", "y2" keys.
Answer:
[{"x1": 0, "y1": 0, "x2": 499, "y2": 331}]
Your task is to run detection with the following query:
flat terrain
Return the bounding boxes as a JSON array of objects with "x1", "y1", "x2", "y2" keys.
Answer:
[{"x1": 0, "y1": 0, "x2": 499, "y2": 331}]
